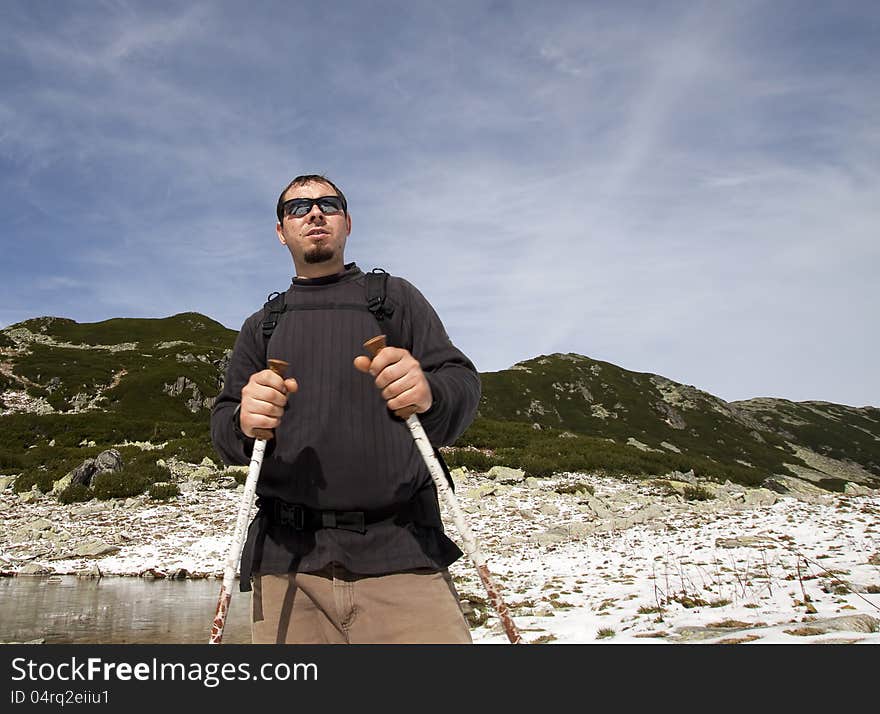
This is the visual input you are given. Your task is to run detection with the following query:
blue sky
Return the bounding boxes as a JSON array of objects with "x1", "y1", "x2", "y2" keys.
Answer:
[{"x1": 1, "y1": 1, "x2": 878, "y2": 407}]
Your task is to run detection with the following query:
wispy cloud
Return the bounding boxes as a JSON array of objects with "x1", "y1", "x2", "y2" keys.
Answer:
[{"x1": 0, "y1": 1, "x2": 878, "y2": 406}]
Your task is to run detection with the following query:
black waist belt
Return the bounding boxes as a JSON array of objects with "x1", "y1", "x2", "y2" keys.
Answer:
[
  {"x1": 238, "y1": 488, "x2": 443, "y2": 593},
  {"x1": 256, "y1": 496, "x2": 419, "y2": 535}
]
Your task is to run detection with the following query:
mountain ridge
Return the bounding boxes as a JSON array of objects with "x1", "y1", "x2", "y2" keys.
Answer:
[{"x1": 2, "y1": 314, "x2": 878, "y2": 495}]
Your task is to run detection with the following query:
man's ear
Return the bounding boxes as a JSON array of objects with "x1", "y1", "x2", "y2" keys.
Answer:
[
  {"x1": 345, "y1": 213, "x2": 352, "y2": 236},
  {"x1": 276, "y1": 222, "x2": 286, "y2": 245}
]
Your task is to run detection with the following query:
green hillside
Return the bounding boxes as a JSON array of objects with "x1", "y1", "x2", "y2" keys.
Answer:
[
  {"x1": 1, "y1": 318, "x2": 878, "y2": 497},
  {"x1": 446, "y1": 353, "x2": 880, "y2": 488},
  {"x1": 0, "y1": 314, "x2": 236, "y2": 495}
]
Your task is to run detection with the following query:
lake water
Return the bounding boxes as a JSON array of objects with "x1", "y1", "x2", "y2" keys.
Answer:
[{"x1": 0, "y1": 576, "x2": 252, "y2": 644}]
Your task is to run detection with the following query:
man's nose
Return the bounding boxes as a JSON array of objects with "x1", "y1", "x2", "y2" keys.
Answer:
[{"x1": 306, "y1": 204, "x2": 326, "y2": 221}]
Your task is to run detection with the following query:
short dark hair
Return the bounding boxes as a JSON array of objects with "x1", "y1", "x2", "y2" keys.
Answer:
[{"x1": 276, "y1": 174, "x2": 348, "y2": 223}]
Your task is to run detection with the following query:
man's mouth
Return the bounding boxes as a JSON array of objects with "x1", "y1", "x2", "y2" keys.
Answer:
[{"x1": 307, "y1": 229, "x2": 329, "y2": 237}]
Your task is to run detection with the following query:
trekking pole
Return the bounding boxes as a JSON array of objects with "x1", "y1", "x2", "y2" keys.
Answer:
[
  {"x1": 364, "y1": 336, "x2": 522, "y2": 644},
  {"x1": 209, "y1": 358, "x2": 289, "y2": 644}
]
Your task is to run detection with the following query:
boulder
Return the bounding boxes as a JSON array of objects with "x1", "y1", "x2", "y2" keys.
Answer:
[
  {"x1": 449, "y1": 467, "x2": 469, "y2": 482},
  {"x1": 762, "y1": 475, "x2": 830, "y2": 503},
  {"x1": 630, "y1": 504, "x2": 665, "y2": 524},
  {"x1": 69, "y1": 449, "x2": 122, "y2": 488},
  {"x1": 843, "y1": 482, "x2": 874, "y2": 496},
  {"x1": 570, "y1": 522, "x2": 596, "y2": 539},
  {"x1": 665, "y1": 469, "x2": 697, "y2": 484},
  {"x1": 52, "y1": 473, "x2": 73, "y2": 494},
  {"x1": 584, "y1": 495, "x2": 612, "y2": 519},
  {"x1": 190, "y1": 466, "x2": 214, "y2": 482},
  {"x1": 0, "y1": 475, "x2": 16, "y2": 491},
  {"x1": 465, "y1": 484, "x2": 498, "y2": 500},
  {"x1": 19, "y1": 487, "x2": 43, "y2": 503},
  {"x1": 26, "y1": 517, "x2": 53, "y2": 532},
  {"x1": 74, "y1": 564, "x2": 102, "y2": 578},
  {"x1": 163, "y1": 377, "x2": 207, "y2": 413},
  {"x1": 538, "y1": 503, "x2": 559, "y2": 516},
  {"x1": 18, "y1": 562, "x2": 53, "y2": 576},
  {"x1": 487, "y1": 466, "x2": 525, "y2": 483},
  {"x1": 785, "y1": 614, "x2": 879, "y2": 636},
  {"x1": 94, "y1": 449, "x2": 123, "y2": 472},
  {"x1": 743, "y1": 488, "x2": 778, "y2": 507},
  {"x1": 535, "y1": 527, "x2": 569, "y2": 546},
  {"x1": 139, "y1": 567, "x2": 167, "y2": 579},
  {"x1": 71, "y1": 501, "x2": 110, "y2": 517},
  {"x1": 73, "y1": 540, "x2": 120, "y2": 558}
]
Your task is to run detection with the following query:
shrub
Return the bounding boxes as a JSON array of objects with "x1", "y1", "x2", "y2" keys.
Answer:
[
  {"x1": 92, "y1": 461, "x2": 169, "y2": 500},
  {"x1": 554, "y1": 481, "x2": 595, "y2": 496},
  {"x1": 518, "y1": 454, "x2": 558, "y2": 478},
  {"x1": 172, "y1": 438, "x2": 217, "y2": 464},
  {"x1": 148, "y1": 482, "x2": 180, "y2": 500},
  {"x1": 816, "y1": 478, "x2": 848, "y2": 493},
  {"x1": 443, "y1": 449, "x2": 498, "y2": 473},
  {"x1": 13, "y1": 468, "x2": 56, "y2": 494},
  {"x1": 92, "y1": 469, "x2": 152, "y2": 500},
  {"x1": 228, "y1": 469, "x2": 248, "y2": 486},
  {"x1": 0, "y1": 451, "x2": 23, "y2": 470},
  {"x1": 596, "y1": 628, "x2": 616, "y2": 639},
  {"x1": 682, "y1": 485, "x2": 714, "y2": 501},
  {"x1": 57, "y1": 483, "x2": 93, "y2": 504}
]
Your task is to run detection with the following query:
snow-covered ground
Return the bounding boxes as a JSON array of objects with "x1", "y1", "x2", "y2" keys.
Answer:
[{"x1": 2, "y1": 468, "x2": 878, "y2": 644}]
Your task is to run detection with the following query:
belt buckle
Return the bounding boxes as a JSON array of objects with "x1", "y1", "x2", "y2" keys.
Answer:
[{"x1": 277, "y1": 502, "x2": 306, "y2": 530}]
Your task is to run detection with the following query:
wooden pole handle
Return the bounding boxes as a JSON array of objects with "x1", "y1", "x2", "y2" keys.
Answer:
[
  {"x1": 363, "y1": 335, "x2": 387, "y2": 358},
  {"x1": 362, "y1": 335, "x2": 418, "y2": 419},
  {"x1": 252, "y1": 359, "x2": 290, "y2": 441},
  {"x1": 267, "y1": 358, "x2": 289, "y2": 377}
]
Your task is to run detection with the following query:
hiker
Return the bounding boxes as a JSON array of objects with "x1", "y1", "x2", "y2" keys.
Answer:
[{"x1": 210, "y1": 174, "x2": 481, "y2": 644}]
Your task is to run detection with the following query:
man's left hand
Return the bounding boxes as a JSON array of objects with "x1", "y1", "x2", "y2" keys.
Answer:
[{"x1": 353, "y1": 347, "x2": 432, "y2": 418}]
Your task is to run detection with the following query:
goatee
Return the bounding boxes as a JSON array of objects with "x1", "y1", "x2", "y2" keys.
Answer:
[{"x1": 304, "y1": 246, "x2": 335, "y2": 264}]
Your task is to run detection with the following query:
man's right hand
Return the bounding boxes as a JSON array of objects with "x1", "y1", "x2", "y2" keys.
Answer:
[{"x1": 239, "y1": 370, "x2": 298, "y2": 438}]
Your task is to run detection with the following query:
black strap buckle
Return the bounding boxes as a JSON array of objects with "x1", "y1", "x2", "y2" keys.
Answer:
[{"x1": 276, "y1": 502, "x2": 306, "y2": 530}]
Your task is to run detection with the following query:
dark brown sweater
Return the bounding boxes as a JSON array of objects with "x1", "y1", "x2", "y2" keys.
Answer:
[{"x1": 210, "y1": 264, "x2": 480, "y2": 590}]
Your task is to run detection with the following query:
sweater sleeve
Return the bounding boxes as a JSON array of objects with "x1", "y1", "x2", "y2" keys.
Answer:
[
  {"x1": 210, "y1": 314, "x2": 264, "y2": 465},
  {"x1": 397, "y1": 279, "x2": 481, "y2": 446}
]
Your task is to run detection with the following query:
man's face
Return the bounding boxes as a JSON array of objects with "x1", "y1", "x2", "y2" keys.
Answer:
[{"x1": 276, "y1": 181, "x2": 351, "y2": 277}]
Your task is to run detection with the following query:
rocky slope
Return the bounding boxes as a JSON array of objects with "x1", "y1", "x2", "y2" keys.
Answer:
[{"x1": 2, "y1": 459, "x2": 878, "y2": 644}]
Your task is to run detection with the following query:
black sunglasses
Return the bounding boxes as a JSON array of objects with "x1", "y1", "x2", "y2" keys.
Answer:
[{"x1": 281, "y1": 195, "x2": 346, "y2": 218}]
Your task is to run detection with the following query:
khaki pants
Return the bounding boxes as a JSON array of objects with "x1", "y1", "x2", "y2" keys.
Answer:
[{"x1": 251, "y1": 564, "x2": 473, "y2": 644}]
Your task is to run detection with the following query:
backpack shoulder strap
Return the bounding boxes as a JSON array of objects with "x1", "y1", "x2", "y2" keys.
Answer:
[
  {"x1": 260, "y1": 290, "x2": 287, "y2": 359},
  {"x1": 365, "y1": 270, "x2": 451, "y2": 489},
  {"x1": 365, "y1": 268, "x2": 394, "y2": 322}
]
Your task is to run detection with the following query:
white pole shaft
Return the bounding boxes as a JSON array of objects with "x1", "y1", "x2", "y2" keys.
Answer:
[
  {"x1": 405, "y1": 414, "x2": 487, "y2": 568},
  {"x1": 405, "y1": 413, "x2": 521, "y2": 643},
  {"x1": 221, "y1": 438, "x2": 267, "y2": 593},
  {"x1": 209, "y1": 437, "x2": 267, "y2": 643}
]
